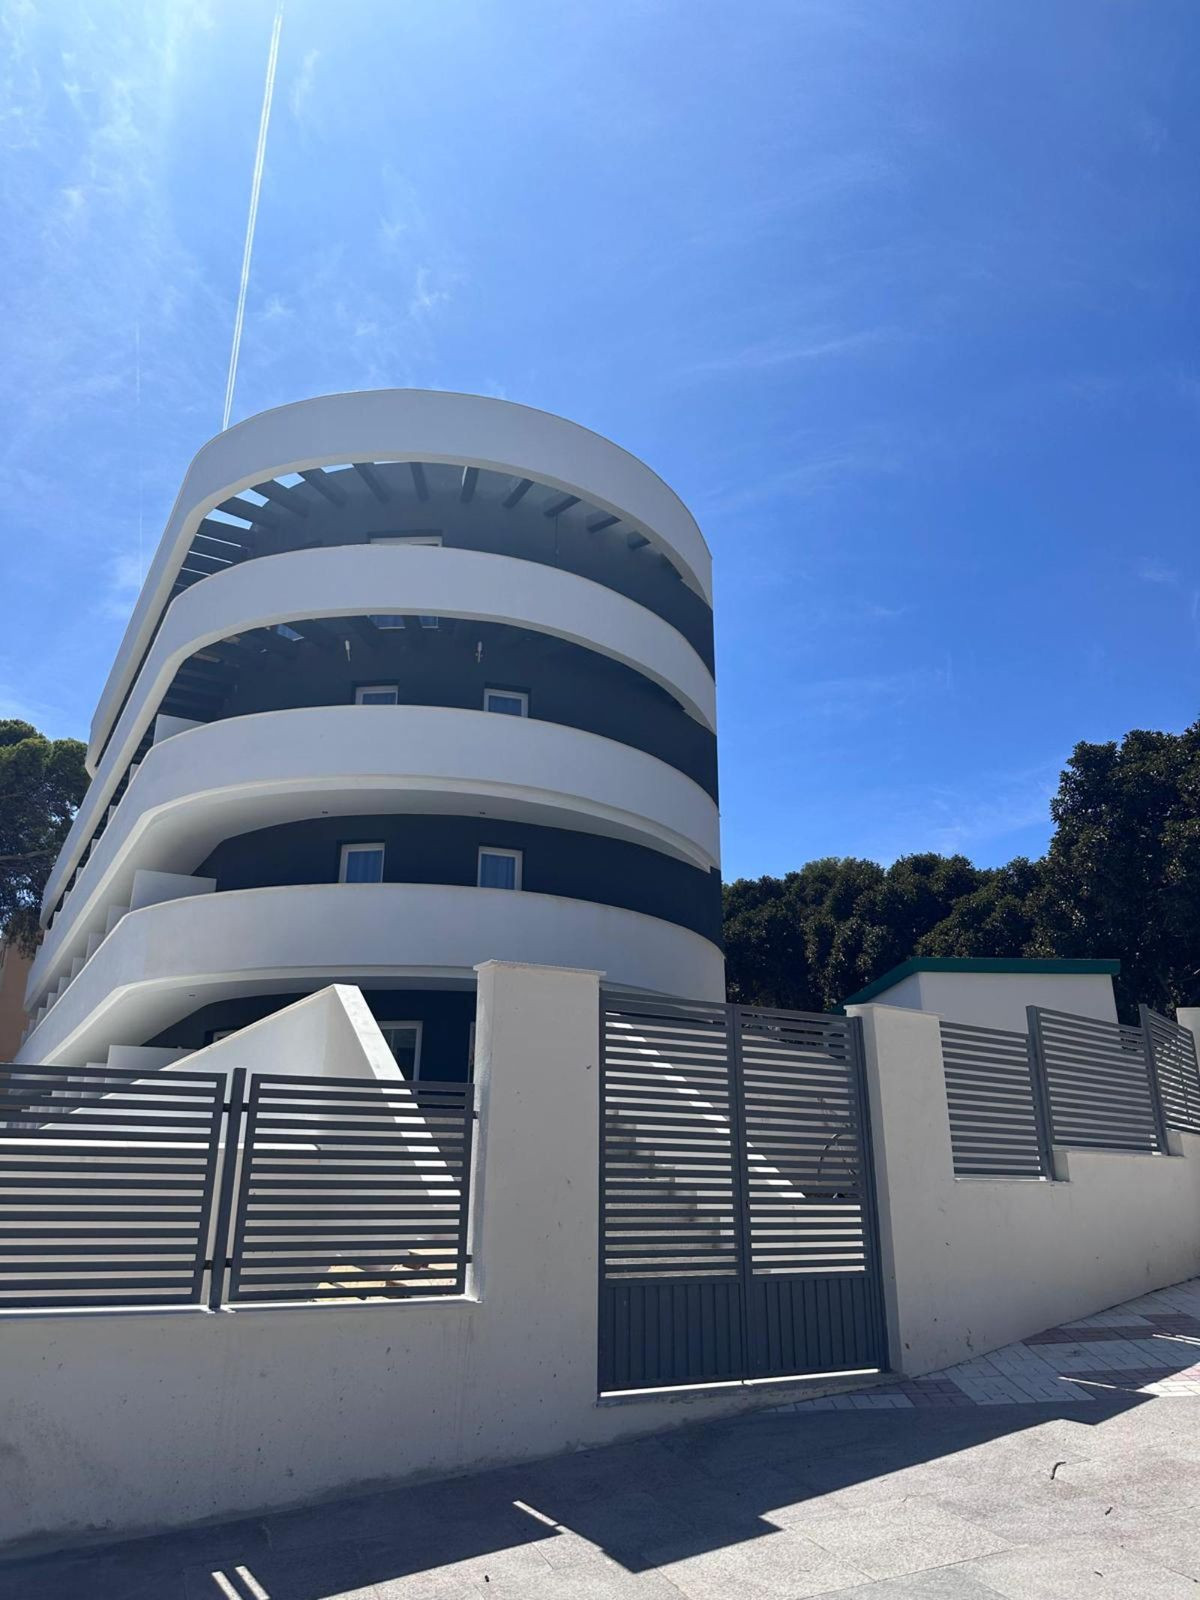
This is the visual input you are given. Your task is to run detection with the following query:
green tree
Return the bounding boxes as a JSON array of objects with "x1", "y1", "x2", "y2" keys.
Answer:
[
  {"x1": 914, "y1": 858, "x2": 1044, "y2": 960},
  {"x1": 0, "y1": 721, "x2": 88, "y2": 956},
  {"x1": 1037, "y1": 723, "x2": 1200, "y2": 1015},
  {"x1": 723, "y1": 719, "x2": 1200, "y2": 1019},
  {"x1": 724, "y1": 853, "x2": 989, "y2": 1012}
]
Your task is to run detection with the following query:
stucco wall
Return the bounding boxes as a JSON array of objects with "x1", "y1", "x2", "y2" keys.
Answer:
[
  {"x1": 868, "y1": 970, "x2": 1118, "y2": 1033},
  {"x1": 851, "y1": 1001, "x2": 1200, "y2": 1375},
  {"x1": 0, "y1": 963, "x2": 792, "y2": 1556}
]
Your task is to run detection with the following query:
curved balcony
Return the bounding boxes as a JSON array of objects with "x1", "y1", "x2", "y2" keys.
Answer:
[
  {"x1": 45, "y1": 545, "x2": 717, "y2": 920},
  {"x1": 92, "y1": 389, "x2": 713, "y2": 767},
  {"x1": 18, "y1": 883, "x2": 726, "y2": 1067},
  {"x1": 28, "y1": 705, "x2": 721, "y2": 1008}
]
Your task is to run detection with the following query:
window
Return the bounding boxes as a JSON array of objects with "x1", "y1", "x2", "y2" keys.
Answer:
[
  {"x1": 478, "y1": 847, "x2": 522, "y2": 891},
  {"x1": 274, "y1": 623, "x2": 304, "y2": 641},
  {"x1": 339, "y1": 842, "x2": 385, "y2": 883},
  {"x1": 379, "y1": 1021, "x2": 422, "y2": 1078},
  {"x1": 355, "y1": 685, "x2": 399, "y2": 706},
  {"x1": 484, "y1": 688, "x2": 528, "y2": 717},
  {"x1": 370, "y1": 535, "x2": 441, "y2": 629},
  {"x1": 370, "y1": 535, "x2": 443, "y2": 546}
]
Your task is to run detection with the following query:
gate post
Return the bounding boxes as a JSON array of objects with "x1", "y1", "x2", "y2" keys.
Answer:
[
  {"x1": 726, "y1": 1005, "x2": 754, "y2": 1375},
  {"x1": 208, "y1": 1066, "x2": 246, "y2": 1310},
  {"x1": 1025, "y1": 1006, "x2": 1057, "y2": 1179},
  {"x1": 1138, "y1": 1004, "x2": 1172, "y2": 1154},
  {"x1": 849, "y1": 1013, "x2": 890, "y2": 1373},
  {"x1": 845, "y1": 1002, "x2": 952, "y2": 1376}
]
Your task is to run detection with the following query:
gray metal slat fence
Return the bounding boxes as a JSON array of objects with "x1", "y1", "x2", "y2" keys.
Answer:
[
  {"x1": 938, "y1": 1020, "x2": 1047, "y2": 1179},
  {"x1": 1032, "y1": 1008, "x2": 1165, "y2": 1153},
  {"x1": 598, "y1": 992, "x2": 887, "y2": 1392},
  {"x1": 1143, "y1": 1007, "x2": 1200, "y2": 1136},
  {"x1": 0, "y1": 1061, "x2": 226, "y2": 1312},
  {"x1": 0, "y1": 1064, "x2": 476, "y2": 1313},
  {"x1": 224, "y1": 1072, "x2": 475, "y2": 1305},
  {"x1": 937, "y1": 1005, "x2": 1200, "y2": 1175}
]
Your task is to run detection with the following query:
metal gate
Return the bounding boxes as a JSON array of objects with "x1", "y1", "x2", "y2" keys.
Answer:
[{"x1": 599, "y1": 992, "x2": 888, "y2": 1392}]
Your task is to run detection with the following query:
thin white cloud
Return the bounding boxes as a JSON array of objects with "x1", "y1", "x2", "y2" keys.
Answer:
[
  {"x1": 95, "y1": 551, "x2": 145, "y2": 623},
  {"x1": 1138, "y1": 560, "x2": 1179, "y2": 586},
  {"x1": 290, "y1": 48, "x2": 318, "y2": 122},
  {"x1": 791, "y1": 665, "x2": 952, "y2": 723},
  {"x1": 409, "y1": 265, "x2": 453, "y2": 321},
  {"x1": 853, "y1": 762, "x2": 1061, "y2": 864},
  {"x1": 688, "y1": 326, "x2": 899, "y2": 377}
]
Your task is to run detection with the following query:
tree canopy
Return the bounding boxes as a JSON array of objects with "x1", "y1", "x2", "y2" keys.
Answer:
[
  {"x1": 724, "y1": 721, "x2": 1200, "y2": 1021},
  {"x1": 0, "y1": 720, "x2": 88, "y2": 956}
]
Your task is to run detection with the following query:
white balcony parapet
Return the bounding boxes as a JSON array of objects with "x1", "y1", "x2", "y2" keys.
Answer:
[
  {"x1": 128, "y1": 869, "x2": 217, "y2": 913},
  {"x1": 90, "y1": 389, "x2": 713, "y2": 770},
  {"x1": 30, "y1": 705, "x2": 718, "y2": 1009},
  {"x1": 45, "y1": 546, "x2": 716, "y2": 925},
  {"x1": 18, "y1": 883, "x2": 725, "y2": 1067}
]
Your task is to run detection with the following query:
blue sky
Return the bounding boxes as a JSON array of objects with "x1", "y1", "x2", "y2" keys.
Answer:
[{"x1": 1, "y1": 0, "x2": 1197, "y2": 881}]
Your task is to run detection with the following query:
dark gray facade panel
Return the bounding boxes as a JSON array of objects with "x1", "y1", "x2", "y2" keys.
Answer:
[
  {"x1": 224, "y1": 469, "x2": 715, "y2": 668},
  {"x1": 206, "y1": 625, "x2": 718, "y2": 801},
  {"x1": 196, "y1": 815, "x2": 724, "y2": 943}
]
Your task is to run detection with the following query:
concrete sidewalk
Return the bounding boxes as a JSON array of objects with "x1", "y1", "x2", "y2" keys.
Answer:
[{"x1": 7, "y1": 1279, "x2": 1200, "y2": 1598}]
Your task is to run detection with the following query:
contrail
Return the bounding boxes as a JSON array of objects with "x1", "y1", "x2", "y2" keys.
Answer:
[
  {"x1": 221, "y1": 0, "x2": 285, "y2": 432},
  {"x1": 135, "y1": 320, "x2": 144, "y2": 576}
]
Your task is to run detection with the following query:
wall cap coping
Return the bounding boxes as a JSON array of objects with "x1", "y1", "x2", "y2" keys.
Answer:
[
  {"x1": 473, "y1": 960, "x2": 606, "y2": 978},
  {"x1": 842, "y1": 956, "x2": 1121, "y2": 1007}
]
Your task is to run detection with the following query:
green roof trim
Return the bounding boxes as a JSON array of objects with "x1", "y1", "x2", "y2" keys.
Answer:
[{"x1": 842, "y1": 957, "x2": 1121, "y2": 1008}]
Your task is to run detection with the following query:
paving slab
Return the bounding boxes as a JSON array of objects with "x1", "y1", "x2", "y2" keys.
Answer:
[
  {"x1": 959, "y1": 1532, "x2": 1200, "y2": 1599},
  {"x1": 776, "y1": 1492, "x2": 1012, "y2": 1580}
]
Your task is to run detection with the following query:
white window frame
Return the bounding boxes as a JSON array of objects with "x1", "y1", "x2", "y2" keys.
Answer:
[
  {"x1": 355, "y1": 684, "x2": 399, "y2": 706},
  {"x1": 477, "y1": 846, "x2": 522, "y2": 891},
  {"x1": 339, "y1": 842, "x2": 386, "y2": 884},
  {"x1": 370, "y1": 535, "x2": 442, "y2": 629},
  {"x1": 378, "y1": 1020, "x2": 423, "y2": 1078},
  {"x1": 484, "y1": 688, "x2": 529, "y2": 717}
]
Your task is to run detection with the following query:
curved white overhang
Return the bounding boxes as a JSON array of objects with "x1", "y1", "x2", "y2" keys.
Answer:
[
  {"x1": 18, "y1": 884, "x2": 726, "y2": 1067},
  {"x1": 48, "y1": 545, "x2": 717, "y2": 920},
  {"x1": 29, "y1": 705, "x2": 721, "y2": 1007},
  {"x1": 91, "y1": 389, "x2": 713, "y2": 767}
]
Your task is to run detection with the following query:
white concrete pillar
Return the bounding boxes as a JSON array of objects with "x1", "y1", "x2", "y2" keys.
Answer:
[
  {"x1": 847, "y1": 1001, "x2": 953, "y2": 1375},
  {"x1": 1177, "y1": 1007, "x2": 1200, "y2": 1060},
  {"x1": 466, "y1": 961, "x2": 603, "y2": 1431}
]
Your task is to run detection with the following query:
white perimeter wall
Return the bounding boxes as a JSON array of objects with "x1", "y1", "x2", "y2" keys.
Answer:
[
  {"x1": 0, "y1": 963, "x2": 799, "y2": 1556},
  {"x1": 5, "y1": 969, "x2": 1200, "y2": 1555},
  {"x1": 852, "y1": 1001, "x2": 1200, "y2": 1375},
  {"x1": 869, "y1": 970, "x2": 1118, "y2": 1033}
]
